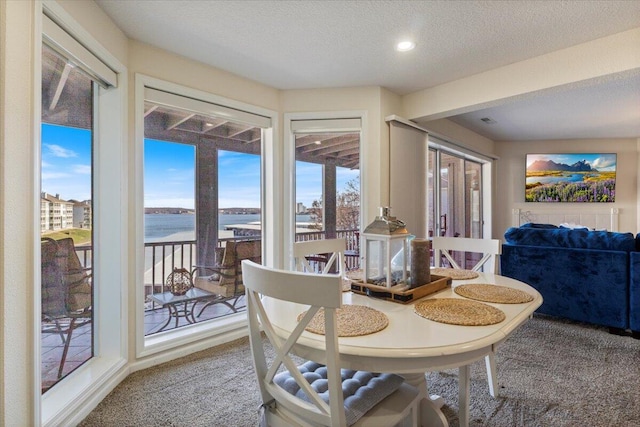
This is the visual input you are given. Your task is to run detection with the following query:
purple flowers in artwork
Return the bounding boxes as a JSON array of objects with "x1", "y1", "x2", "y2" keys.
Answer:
[{"x1": 526, "y1": 179, "x2": 615, "y2": 203}]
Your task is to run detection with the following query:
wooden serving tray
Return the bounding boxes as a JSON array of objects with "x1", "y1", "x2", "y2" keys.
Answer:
[{"x1": 350, "y1": 274, "x2": 452, "y2": 304}]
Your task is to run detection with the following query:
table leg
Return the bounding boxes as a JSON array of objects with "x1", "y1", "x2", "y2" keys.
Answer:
[
  {"x1": 157, "y1": 306, "x2": 173, "y2": 332},
  {"x1": 403, "y1": 373, "x2": 449, "y2": 427},
  {"x1": 485, "y1": 350, "x2": 498, "y2": 397},
  {"x1": 187, "y1": 301, "x2": 197, "y2": 323},
  {"x1": 458, "y1": 365, "x2": 471, "y2": 427}
]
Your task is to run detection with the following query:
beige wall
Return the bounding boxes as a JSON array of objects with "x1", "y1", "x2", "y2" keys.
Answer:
[
  {"x1": 129, "y1": 41, "x2": 280, "y2": 111},
  {"x1": 57, "y1": 0, "x2": 128, "y2": 66},
  {"x1": 422, "y1": 118, "x2": 495, "y2": 157},
  {"x1": 494, "y1": 138, "x2": 639, "y2": 237},
  {"x1": 1, "y1": 1, "x2": 38, "y2": 424}
]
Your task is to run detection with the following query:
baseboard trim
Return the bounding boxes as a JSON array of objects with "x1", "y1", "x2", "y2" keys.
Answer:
[{"x1": 131, "y1": 324, "x2": 249, "y2": 373}]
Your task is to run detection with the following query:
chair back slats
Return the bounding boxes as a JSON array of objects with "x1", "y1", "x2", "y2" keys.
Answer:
[
  {"x1": 41, "y1": 236, "x2": 92, "y2": 379},
  {"x1": 432, "y1": 236, "x2": 501, "y2": 273},
  {"x1": 41, "y1": 237, "x2": 92, "y2": 316},
  {"x1": 242, "y1": 260, "x2": 346, "y2": 426},
  {"x1": 243, "y1": 260, "x2": 342, "y2": 307},
  {"x1": 294, "y1": 238, "x2": 346, "y2": 276}
]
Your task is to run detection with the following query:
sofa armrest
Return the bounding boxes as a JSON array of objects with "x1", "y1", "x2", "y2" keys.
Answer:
[{"x1": 630, "y1": 252, "x2": 640, "y2": 333}]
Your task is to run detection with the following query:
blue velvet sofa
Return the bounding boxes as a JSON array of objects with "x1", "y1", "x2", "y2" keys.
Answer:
[
  {"x1": 501, "y1": 223, "x2": 639, "y2": 335},
  {"x1": 630, "y1": 252, "x2": 640, "y2": 337}
]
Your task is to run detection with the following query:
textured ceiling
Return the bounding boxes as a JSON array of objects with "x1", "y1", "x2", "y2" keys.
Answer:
[{"x1": 96, "y1": 0, "x2": 640, "y2": 141}]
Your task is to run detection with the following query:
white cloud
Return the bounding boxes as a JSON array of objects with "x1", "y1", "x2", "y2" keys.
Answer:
[
  {"x1": 41, "y1": 171, "x2": 72, "y2": 180},
  {"x1": 592, "y1": 155, "x2": 616, "y2": 170},
  {"x1": 73, "y1": 164, "x2": 91, "y2": 174},
  {"x1": 45, "y1": 144, "x2": 77, "y2": 158}
]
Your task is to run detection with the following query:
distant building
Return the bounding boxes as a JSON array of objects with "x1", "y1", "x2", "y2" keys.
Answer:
[
  {"x1": 72, "y1": 200, "x2": 92, "y2": 229},
  {"x1": 296, "y1": 202, "x2": 307, "y2": 214},
  {"x1": 41, "y1": 198, "x2": 51, "y2": 231},
  {"x1": 41, "y1": 192, "x2": 91, "y2": 232}
]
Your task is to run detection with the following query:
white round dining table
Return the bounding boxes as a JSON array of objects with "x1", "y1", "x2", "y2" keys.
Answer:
[{"x1": 263, "y1": 272, "x2": 543, "y2": 427}]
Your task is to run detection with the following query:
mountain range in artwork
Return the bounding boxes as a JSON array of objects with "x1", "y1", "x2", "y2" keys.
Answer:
[
  {"x1": 525, "y1": 154, "x2": 616, "y2": 203},
  {"x1": 527, "y1": 159, "x2": 596, "y2": 172}
]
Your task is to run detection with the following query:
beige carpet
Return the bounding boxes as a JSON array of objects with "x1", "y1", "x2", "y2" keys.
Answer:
[{"x1": 80, "y1": 315, "x2": 640, "y2": 427}]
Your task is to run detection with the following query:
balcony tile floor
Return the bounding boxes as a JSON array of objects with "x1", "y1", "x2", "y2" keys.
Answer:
[{"x1": 42, "y1": 296, "x2": 245, "y2": 393}]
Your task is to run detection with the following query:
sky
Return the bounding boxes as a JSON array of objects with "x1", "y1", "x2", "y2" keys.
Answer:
[
  {"x1": 525, "y1": 153, "x2": 617, "y2": 171},
  {"x1": 41, "y1": 124, "x2": 92, "y2": 201},
  {"x1": 41, "y1": 124, "x2": 359, "y2": 209}
]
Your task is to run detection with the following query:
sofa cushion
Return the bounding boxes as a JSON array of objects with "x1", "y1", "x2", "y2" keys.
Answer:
[
  {"x1": 504, "y1": 227, "x2": 636, "y2": 252},
  {"x1": 520, "y1": 222, "x2": 559, "y2": 229}
]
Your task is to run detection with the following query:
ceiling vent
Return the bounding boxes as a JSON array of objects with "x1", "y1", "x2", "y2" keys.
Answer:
[{"x1": 480, "y1": 117, "x2": 497, "y2": 124}]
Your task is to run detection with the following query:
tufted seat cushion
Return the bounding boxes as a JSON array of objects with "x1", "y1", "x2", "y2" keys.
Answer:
[{"x1": 274, "y1": 361, "x2": 404, "y2": 426}]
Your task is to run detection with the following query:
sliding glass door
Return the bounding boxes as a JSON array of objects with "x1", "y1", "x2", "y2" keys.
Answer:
[{"x1": 430, "y1": 147, "x2": 485, "y2": 268}]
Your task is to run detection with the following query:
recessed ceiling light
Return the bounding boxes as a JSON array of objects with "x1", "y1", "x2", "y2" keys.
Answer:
[
  {"x1": 205, "y1": 122, "x2": 214, "y2": 127},
  {"x1": 395, "y1": 41, "x2": 416, "y2": 52},
  {"x1": 314, "y1": 140, "x2": 322, "y2": 145}
]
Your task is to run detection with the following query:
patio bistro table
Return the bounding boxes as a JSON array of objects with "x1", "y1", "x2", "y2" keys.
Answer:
[
  {"x1": 148, "y1": 287, "x2": 216, "y2": 332},
  {"x1": 263, "y1": 272, "x2": 542, "y2": 427}
]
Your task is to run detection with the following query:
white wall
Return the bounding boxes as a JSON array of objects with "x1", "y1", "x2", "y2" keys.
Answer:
[{"x1": 494, "y1": 138, "x2": 639, "y2": 236}]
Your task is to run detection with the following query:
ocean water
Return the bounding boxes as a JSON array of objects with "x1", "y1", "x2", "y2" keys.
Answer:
[{"x1": 144, "y1": 213, "x2": 311, "y2": 242}]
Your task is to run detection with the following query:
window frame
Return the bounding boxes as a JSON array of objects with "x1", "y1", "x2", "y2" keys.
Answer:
[
  {"x1": 135, "y1": 74, "x2": 278, "y2": 358},
  {"x1": 283, "y1": 112, "x2": 367, "y2": 271},
  {"x1": 38, "y1": 2, "x2": 128, "y2": 426},
  {"x1": 428, "y1": 137, "x2": 494, "y2": 240}
]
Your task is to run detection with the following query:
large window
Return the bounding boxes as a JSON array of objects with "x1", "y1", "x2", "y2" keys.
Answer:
[
  {"x1": 291, "y1": 119, "x2": 361, "y2": 271},
  {"x1": 38, "y1": 9, "x2": 126, "y2": 422},
  {"x1": 40, "y1": 43, "x2": 95, "y2": 393},
  {"x1": 139, "y1": 81, "x2": 272, "y2": 350}
]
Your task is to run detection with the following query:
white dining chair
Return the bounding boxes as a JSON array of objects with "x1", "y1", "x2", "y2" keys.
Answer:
[
  {"x1": 293, "y1": 238, "x2": 346, "y2": 276},
  {"x1": 242, "y1": 260, "x2": 420, "y2": 427},
  {"x1": 431, "y1": 236, "x2": 502, "y2": 399},
  {"x1": 432, "y1": 236, "x2": 501, "y2": 273}
]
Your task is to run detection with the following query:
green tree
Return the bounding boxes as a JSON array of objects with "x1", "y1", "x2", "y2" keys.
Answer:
[{"x1": 309, "y1": 176, "x2": 360, "y2": 231}]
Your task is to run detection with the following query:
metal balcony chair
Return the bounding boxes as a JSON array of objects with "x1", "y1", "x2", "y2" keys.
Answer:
[
  {"x1": 41, "y1": 237, "x2": 92, "y2": 379},
  {"x1": 192, "y1": 239, "x2": 261, "y2": 317},
  {"x1": 242, "y1": 260, "x2": 420, "y2": 426},
  {"x1": 431, "y1": 236, "x2": 503, "y2": 398}
]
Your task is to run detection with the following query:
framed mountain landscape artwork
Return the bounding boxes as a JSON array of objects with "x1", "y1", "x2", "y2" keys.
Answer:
[{"x1": 525, "y1": 153, "x2": 616, "y2": 202}]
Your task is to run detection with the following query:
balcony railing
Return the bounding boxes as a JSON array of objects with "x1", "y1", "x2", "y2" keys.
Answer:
[
  {"x1": 69, "y1": 230, "x2": 360, "y2": 336},
  {"x1": 143, "y1": 229, "x2": 360, "y2": 305}
]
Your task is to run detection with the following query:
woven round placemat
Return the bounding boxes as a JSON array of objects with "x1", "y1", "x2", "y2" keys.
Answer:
[
  {"x1": 297, "y1": 304, "x2": 389, "y2": 337},
  {"x1": 431, "y1": 267, "x2": 479, "y2": 280},
  {"x1": 454, "y1": 283, "x2": 535, "y2": 304},
  {"x1": 414, "y1": 298, "x2": 505, "y2": 326}
]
